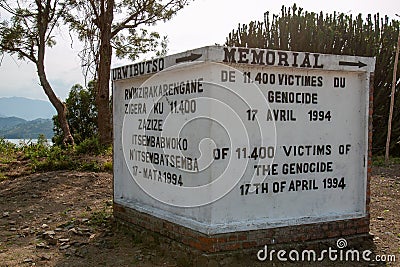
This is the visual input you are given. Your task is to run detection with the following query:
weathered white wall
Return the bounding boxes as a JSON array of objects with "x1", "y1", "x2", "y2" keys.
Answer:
[{"x1": 113, "y1": 46, "x2": 374, "y2": 234}]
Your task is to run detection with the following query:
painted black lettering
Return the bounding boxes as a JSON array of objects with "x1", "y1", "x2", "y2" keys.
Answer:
[
  {"x1": 292, "y1": 52, "x2": 299, "y2": 67},
  {"x1": 117, "y1": 69, "x2": 122, "y2": 80},
  {"x1": 122, "y1": 66, "x2": 128, "y2": 78},
  {"x1": 129, "y1": 65, "x2": 133, "y2": 77},
  {"x1": 313, "y1": 54, "x2": 324, "y2": 68},
  {"x1": 238, "y1": 48, "x2": 249, "y2": 63},
  {"x1": 266, "y1": 51, "x2": 275, "y2": 65},
  {"x1": 112, "y1": 69, "x2": 117, "y2": 80},
  {"x1": 278, "y1": 52, "x2": 289, "y2": 66},
  {"x1": 158, "y1": 58, "x2": 164, "y2": 71},
  {"x1": 300, "y1": 53, "x2": 312, "y2": 68},
  {"x1": 251, "y1": 50, "x2": 265, "y2": 65},
  {"x1": 223, "y1": 47, "x2": 236, "y2": 63},
  {"x1": 146, "y1": 61, "x2": 152, "y2": 73}
]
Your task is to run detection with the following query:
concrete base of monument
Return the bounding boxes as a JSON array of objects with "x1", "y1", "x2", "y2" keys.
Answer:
[{"x1": 113, "y1": 202, "x2": 370, "y2": 253}]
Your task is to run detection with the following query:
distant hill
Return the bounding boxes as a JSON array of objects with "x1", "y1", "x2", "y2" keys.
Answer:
[
  {"x1": 0, "y1": 116, "x2": 26, "y2": 129},
  {"x1": 0, "y1": 117, "x2": 53, "y2": 139},
  {"x1": 0, "y1": 97, "x2": 56, "y2": 120}
]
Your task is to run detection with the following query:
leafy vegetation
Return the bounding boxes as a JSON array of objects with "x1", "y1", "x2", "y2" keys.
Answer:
[
  {"x1": 372, "y1": 156, "x2": 400, "y2": 166},
  {"x1": 65, "y1": 0, "x2": 191, "y2": 145},
  {"x1": 226, "y1": 4, "x2": 400, "y2": 156},
  {"x1": 0, "y1": 138, "x2": 16, "y2": 164},
  {"x1": 0, "y1": 136, "x2": 112, "y2": 179},
  {"x1": 0, "y1": 0, "x2": 75, "y2": 145},
  {"x1": 89, "y1": 209, "x2": 112, "y2": 228},
  {"x1": 53, "y1": 82, "x2": 98, "y2": 146},
  {"x1": 0, "y1": 81, "x2": 111, "y2": 180}
]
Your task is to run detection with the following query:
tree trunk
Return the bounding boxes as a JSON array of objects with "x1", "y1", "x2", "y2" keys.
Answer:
[
  {"x1": 96, "y1": 0, "x2": 114, "y2": 146},
  {"x1": 36, "y1": 7, "x2": 74, "y2": 146},
  {"x1": 385, "y1": 29, "x2": 400, "y2": 162},
  {"x1": 36, "y1": 61, "x2": 74, "y2": 146}
]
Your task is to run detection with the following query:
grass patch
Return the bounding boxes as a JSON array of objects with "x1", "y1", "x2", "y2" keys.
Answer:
[
  {"x1": 0, "y1": 138, "x2": 17, "y2": 164},
  {"x1": 89, "y1": 210, "x2": 111, "y2": 227},
  {"x1": 102, "y1": 161, "x2": 113, "y2": 172},
  {"x1": 0, "y1": 172, "x2": 7, "y2": 181},
  {"x1": 0, "y1": 137, "x2": 112, "y2": 175},
  {"x1": 372, "y1": 156, "x2": 400, "y2": 166},
  {"x1": 75, "y1": 137, "x2": 109, "y2": 155},
  {"x1": 79, "y1": 161, "x2": 101, "y2": 172}
]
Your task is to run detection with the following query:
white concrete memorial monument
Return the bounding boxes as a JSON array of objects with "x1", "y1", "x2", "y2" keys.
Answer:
[{"x1": 112, "y1": 46, "x2": 375, "y2": 249}]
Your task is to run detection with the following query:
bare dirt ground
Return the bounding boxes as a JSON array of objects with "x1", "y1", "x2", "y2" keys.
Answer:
[{"x1": 0, "y1": 164, "x2": 399, "y2": 267}]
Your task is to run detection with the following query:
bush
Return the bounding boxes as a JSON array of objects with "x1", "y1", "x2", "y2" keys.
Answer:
[
  {"x1": 1, "y1": 135, "x2": 112, "y2": 177},
  {"x1": 53, "y1": 82, "x2": 98, "y2": 146},
  {"x1": 75, "y1": 136, "x2": 105, "y2": 155},
  {"x1": 79, "y1": 161, "x2": 101, "y2": 172},
  {"x1": 373, "y1": 156, "x2": 400, "y2": 166},
  {"x1": 31, "y1": 145, "x2": 77, "y2": 172},
  {"x1": 102, "y1": 161, "x2": 113, "y2": 172},
  {"x1": 0, "y1": 139, "x2": 17, "y2": 166}
]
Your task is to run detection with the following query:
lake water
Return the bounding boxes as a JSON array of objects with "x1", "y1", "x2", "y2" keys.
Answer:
[{"x1": 6, "y1": 139, "x2": 53, "y2": 146}]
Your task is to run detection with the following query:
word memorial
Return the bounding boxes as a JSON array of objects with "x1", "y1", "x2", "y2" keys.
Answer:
[{"x1": 112, "y1": 46, "x2": 375, "y2": 252}]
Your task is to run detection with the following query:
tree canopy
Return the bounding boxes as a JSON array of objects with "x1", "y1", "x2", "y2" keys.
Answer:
[
  {"x1": 53, "y1": 81, "x2": 97, "y2": 145},
  {"x1": 0, "y1": 0, "x2": 74, "y2": 145},
  {"x1": 64, "y1": 0, "x2": 191, "y2": 145}
]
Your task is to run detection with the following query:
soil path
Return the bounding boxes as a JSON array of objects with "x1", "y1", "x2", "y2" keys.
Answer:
[{"x1": 0, "y1": 166, "x2": 399, "y2": 266}]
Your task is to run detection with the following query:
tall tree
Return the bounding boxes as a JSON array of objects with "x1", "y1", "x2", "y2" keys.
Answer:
[
  {"x1": 66, "y1": 0, "x2": 190, "y2": 145},
  {"x1": 0, "y1": 0, "x2": 74, "y2": 145},
  {"x1": 53, "y1": 81, "x2": 98, "y2": 145}
]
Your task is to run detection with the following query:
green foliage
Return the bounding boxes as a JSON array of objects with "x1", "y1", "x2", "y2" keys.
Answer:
[
  {"x1": 89, "y1": 209, "x2": 111, "y2": 227},
  {"x1": 0, "y1": 138, "x2": 17, "y2": 164},
  {"x1": 0, "y1": 135, "x2": 112, "y2": 176},
  {"x1": 64, "y1": 0, "x2": 189, "y2": 75},
  {"x1": 63, "y1": 0, "x2": 191, "y2": 145},
  {"x1": 31, "y1": 146, "x2": 77, "y2": 172},
  {"x1": 28, "y1": 141, "x2": 112, "y2": 173},
  {"x1": 53, "y1": 82, "x2": 98, "y2": 146},
  {"x1": 372, "y1": 156, "x2": 386, "y2": 167},
  {"x1": 373, "y1": 156, "x2": 400, "y2": 166},
  {"x1": 113, "y1": 28, "x2": 168, "y2": 61},
  {"x1": 0, "y1": 1, "x2": 65, "y2": 60},
  {"x1": 1, "y1": 1, "x2": 75, "y2": 145},
  {"x1": 0, "y1": 172, "x2": 6, "y2": 181},
  {"x1": 79, "y1": 161, "x2": 101, "y2": 172},
  {"x1": 102, "y1": 161, "x2": 113, "y2": 172},
  {"x1": 0, "y1": 138, "x2": 16, "y2": 155},
  {"x1": 226, "y1": 5, "x2": 400, "y2": 156},
  {"x1": 75, "y1": 136, "x2": 103, "y2": 155}
]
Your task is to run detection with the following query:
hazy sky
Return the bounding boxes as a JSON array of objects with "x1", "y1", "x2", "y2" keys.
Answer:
[{"x1": 0, "y1": 0, "x2": 399, "y2": 101}]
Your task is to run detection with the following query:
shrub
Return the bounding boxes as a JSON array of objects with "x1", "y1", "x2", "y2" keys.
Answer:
[{"x1": 75, "y1": 136, "x2": 104, "y2": 155}]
